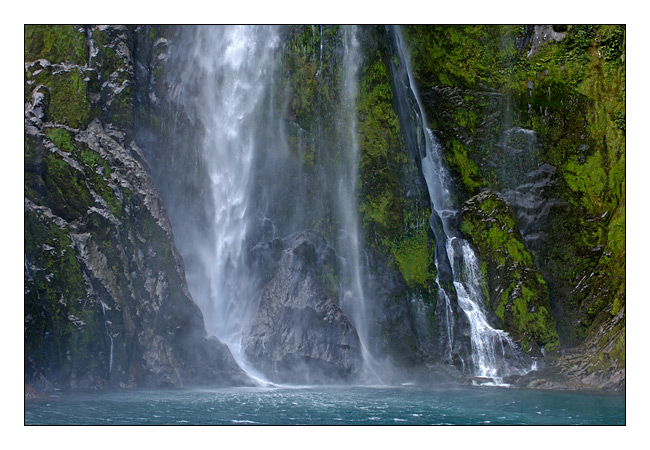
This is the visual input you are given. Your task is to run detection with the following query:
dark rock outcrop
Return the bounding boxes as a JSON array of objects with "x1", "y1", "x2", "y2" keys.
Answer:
[{"x1": 244, "y1": 231, "x2": 363, "y2": 384}]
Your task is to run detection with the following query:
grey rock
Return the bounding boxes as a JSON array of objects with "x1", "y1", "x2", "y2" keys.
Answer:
[
  {"x1": 528, "y1": 25, "x2": 567, "y2": 57},
  {"x1": 244, "y1": 232, "x2": 363, "y2": 384}
]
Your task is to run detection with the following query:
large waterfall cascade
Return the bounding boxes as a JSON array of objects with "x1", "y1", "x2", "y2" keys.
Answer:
[
  {"x1": 162, "y1": 25, "x2": 535, "y2": 385},
  {"x1": 169, "y1": 26, "x2": 282, "y2": 380},
  {"x1": 392, "y1": 27, "x2": 536, "y2": 381},
  {"x1": 167, "y1": 25, "x2": 389, "y2": 384}
]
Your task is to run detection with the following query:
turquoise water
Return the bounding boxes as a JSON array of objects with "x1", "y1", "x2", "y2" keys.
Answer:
[{"x1": 25, "y1": 385, "x2": 625, "y2": 425}]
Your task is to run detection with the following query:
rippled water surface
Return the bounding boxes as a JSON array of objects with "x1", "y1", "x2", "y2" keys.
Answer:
[{"x1": 25, "y1": 385, "x2": 625, "y2": 425}]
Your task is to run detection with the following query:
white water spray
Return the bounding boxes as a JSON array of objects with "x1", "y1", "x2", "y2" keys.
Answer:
[{"x1": 173, "y1": 26, "x2": 280, "y2": 372}]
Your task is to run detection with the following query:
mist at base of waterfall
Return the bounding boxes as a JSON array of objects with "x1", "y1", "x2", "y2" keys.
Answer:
[{"x1": 25, "y1": 385, "x2": 624, "y2": 425}]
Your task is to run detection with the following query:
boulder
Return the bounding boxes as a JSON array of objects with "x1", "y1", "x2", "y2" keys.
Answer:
[{"x1": 244, "y1": 231, "x2": 363, "y2": 384}]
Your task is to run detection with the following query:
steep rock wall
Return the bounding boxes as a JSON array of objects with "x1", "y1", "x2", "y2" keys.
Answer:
[{"x1": 24, "y1": 25, "x2": 251, "y2": 391}]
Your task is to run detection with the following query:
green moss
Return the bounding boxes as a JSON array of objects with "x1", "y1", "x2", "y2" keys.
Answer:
[
  {"x1": 461, "y1": 193, "x2": 532, "y2": 266},
  {"x1": 46, "y1": 128, "x2": 75, "y2": 153},
  {"x1": 607, "y1": 204, "x2": 625, "y2": 257},
  {"x1": 25, "y1": 25, "x2": 88, "y2": 64},
  {"x1": 495, "y1": 286, "x2": 510, "y2": 321},
  {"x1": 454, "y1": 108, "x2": 479, "y2": 133},
  {"x1": 512, "y1": 286, "x2": 560, "y2": 350},
  {"x1": 460, "y1": 192, "x2": 559, "y2": 350},
  {"x1": 445, "y1": 139, "x2": 483, "y2": 193},
  {"x1": 359, "y1": 191, "x2": 396, "y2": 233},
  {"x1": 357, "y1": 50, "x2": 406, "y2": 250},
  {"x1": 46, "y1": 68, "x2": 91, "y2": 129},
  {"x1": 42, "y1": 151, "x2": 92, "y2": 222},
  {"x1": 404, "y1": 25, "x2": 511, "y2": 89},
  {"x1": 42, "y1": 128, "x2": 121, "y2": 219},
  {"x1": 563, "y1": 154, "x2": 609, "y2": 218},
  {"x1": 392, "y1": 228, "x2": 434, "y2": 289}
]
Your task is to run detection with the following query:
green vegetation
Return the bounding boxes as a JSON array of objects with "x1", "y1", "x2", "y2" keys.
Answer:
[
  {"x1": 25, "y1": 26, "x2": 96, "y2": 129},
  {"x1": 404, "y1": 25, "x2": 513, "y2": 89},
  {"x1": 405, "y1": 25, "x2": 624, "y2": 359},
  {"x1": 282, "y1": 26, "x2": 340, "y2": 136},
  {"x1": 459, "y1": 192, "x2": 532, "y2": 267},
  {"x1": 47, "y1": 69, "x2": 92, "y2": 128},
  {"x1": 44, "y1": 127, "x2": 121, "y2": 218},
  {"x1": 357, "y1": 51, "x2": 404, "y2": 246},
  {"x1": 25, "y1": 25, "x2": 88, "y2": 64},
  {"x1": 356, "y1": 45, "x2": 437, "y2": 292},
  {"x1": 445, "y1": 139, "x2": 483, "y2": 193},
  {"x1": 392, "y1": 226, "x2": 434, "y2": 289}
]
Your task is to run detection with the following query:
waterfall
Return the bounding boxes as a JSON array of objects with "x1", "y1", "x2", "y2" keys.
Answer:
[
  {"x1": 169, "y1": 25, "x2": 280, "y2": 375},
  {"x1": 100, "y1": 301, "x2": 113, "y2": 378},
  {"x1": 161, "y1": 25, "x2": 380, "y2": 384},
  {"x1": 147, "y1": 25, "x2": 534, "y2": 385},
  {"x1": 391, "y1": 27, "x2": 535, "y2": 381},
  {"x1": 335, "y1": 26, "x2": 384, "y2": 383},
  {"x1": 337, "y1": 25, "x2": 365, "y2": 348}
]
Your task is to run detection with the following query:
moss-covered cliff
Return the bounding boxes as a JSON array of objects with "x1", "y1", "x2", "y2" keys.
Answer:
[
  {"x1": 459, "y1": 191, "x2": 559, "y2": 354},
  {"x1": 402, "y1": 25, "x2": 625, "y2": 389}
]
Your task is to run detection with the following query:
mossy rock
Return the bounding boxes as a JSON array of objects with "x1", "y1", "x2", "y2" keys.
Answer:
[{"x1": 25, "y1": 25, "x2": 88, "y2": 65}]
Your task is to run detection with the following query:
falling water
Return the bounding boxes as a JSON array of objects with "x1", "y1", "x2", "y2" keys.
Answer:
[
  {"x1": 392, "y1": 27, "x2": 535, "y2": 380},
  {"x1": 100, "y1": 301, "x2": 113, "y2": 377},
  {"x1": 164, "y1": 25, "x2": 383, "y2": 383},
  {"x1": 157, "y1": 25, "x2": 532, "y2": 384},
  {"x1": 170, "y1": 26, "x2": 280, "y2": 373},
  {"x1": 335, "y1": 26, "x2": 383, "y2": 383}
]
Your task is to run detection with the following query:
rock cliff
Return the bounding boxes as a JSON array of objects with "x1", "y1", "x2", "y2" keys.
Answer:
[{"x1": 24, "y1": 25, "x2": 251, "y2": 391}]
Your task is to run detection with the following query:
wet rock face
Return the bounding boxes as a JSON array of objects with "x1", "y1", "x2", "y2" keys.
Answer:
[
  {"x1": 24, "y1": 25, "x2": 251, "y2": 391},
  {"x1": 244, "y1": 231, "x2": 363, "y2": 384}
]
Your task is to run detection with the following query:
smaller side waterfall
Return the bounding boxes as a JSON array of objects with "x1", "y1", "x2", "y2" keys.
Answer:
[
  {"x1": 392, "y1": 27, "x2": 535, "y2": 381},
  {"x1": 448, "y1": 238, "x2": 533, "y2": 379}
]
